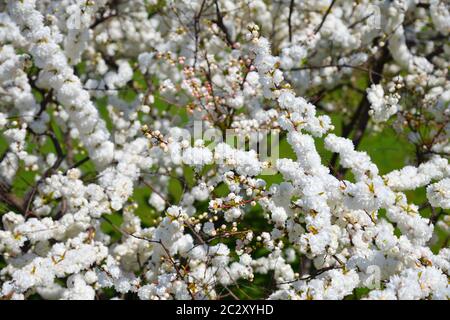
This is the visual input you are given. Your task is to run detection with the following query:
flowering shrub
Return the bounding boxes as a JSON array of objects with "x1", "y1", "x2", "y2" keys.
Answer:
[{"x1": 0, "y1": 0, "x2": 449, "y2": 300}]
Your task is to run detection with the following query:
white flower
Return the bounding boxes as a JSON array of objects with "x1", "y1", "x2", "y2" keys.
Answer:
[{"x1": 427, "y1": 178, "x2": 450, "y2": 209}]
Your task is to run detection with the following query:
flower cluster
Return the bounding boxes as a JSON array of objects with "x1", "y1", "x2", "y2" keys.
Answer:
[{"x1": 0, "y1": 0, "x2": 449, "y2": 300}]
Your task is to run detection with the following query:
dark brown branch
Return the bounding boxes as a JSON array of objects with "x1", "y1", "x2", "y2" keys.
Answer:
[
  {"x1": 90, "y1": 13, "x2": 118, "y2": 29},
  {"x1": 277, "y1": 264, "x2": 345, "y2": 285},
  {"x1": 329, "y1": 46, "x2": 390, "y2": 174},
  {"x1": 213, "y1": 0, "x2": 235, "y2": 47},
  {"x1": 101, "y1": 214, "x2": 196, "y2": 300},
  {"x1": 90, "y1": 0, "x2": 120, "y2": 29},
  {"x1": 0, "y1": 181, "x2": 25, "y2": 214},
  {"x1": 192, "y1": 0, "x2": 208, "y2": 68},
  {"x1": 67, "y1": 156, "x2": 90, "y2": 171},
  {"x1": 37, "y1": 89, "x2": 54, "y2": 117},
  {"x1": 288, "y1": 0, "x2": 295, "y2": 42},
  {"x1": 288, "y1": 63, "x2": 383, "y2": 79},
  {"x1": 24, "y1": 129, "x2": 66, "y2": 216},
  {"x1": 348, "y1": 12, "x2": 374, "y2": 29},
  {"x1": 351, "y1": 47, "x2": 390, "y2": 149},
  {"x1": 314, "y1": 0, "x2": 337, "y2": 34}
]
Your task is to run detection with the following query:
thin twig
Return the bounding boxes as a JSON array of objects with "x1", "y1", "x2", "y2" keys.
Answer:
[
  {"x1": 288, "y1": 0, "x2": 295, "y2": 42},
  {"x1": 101, "y1": 215, "x2": 197, "y2": 299},
  {"x1": 314, "y1": 0, "x2": 337, "y2": 34}
]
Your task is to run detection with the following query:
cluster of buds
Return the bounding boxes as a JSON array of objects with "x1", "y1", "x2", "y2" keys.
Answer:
[
  {"x1": 154, "y1": 51, "x2": 177, "y2": 66},
  {"x1": 166, "y1": 208, "x2": 190, "y2": 223},
  {"x1": 209, "y1": 194, "x2": 260, "y2": 213},
  {"x1": 141, "y1": 125, "x2": 170, "y2": 151},
  {"x1": 246, "y1": 23, "x2": 260, "y2": 42},
  {"x1": 382, "y1": 77, "x2": 404, "y2": 115},
  {"x1": 387, "y1": 76, "x2": 405, "y2": 93}
]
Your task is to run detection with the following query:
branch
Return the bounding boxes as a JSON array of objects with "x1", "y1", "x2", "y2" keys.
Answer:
[
  {"x1": 351, "y1": 46, "x2": 390, "y2": 149},
  {"x1": 67, "y1": 156, "x2": 90, "y2": 171},
  {"x1": 24, "y1": 129, "x2": 66, "y2": 216},
  {"x1": 192, "y1": 0, "x2": 208, "y2": 68},
  {"x1": 329, "y1": 46, "x2": 390, "y2": 175},
  {"x1": 213, "y1": 0, "x2": 235, "y2": 47},
  {"x1": 314, "y1": 0, "x2": 337, "y2": 34},
  {"x1": 288, "y1": 0, "x2": 295, "y2": 42},
  {"x1": 37, "y1": 89, "x2": 54, "y2": 117},
  {"x1": 101, "y1": 215, "x2": 196, "y2": 299},
  {"x1": 288, "y1": 64, "x2": 383, "y2": 79},
  {"x1": 0, "y1": 181, "x2": 25, "y2": 214}
]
